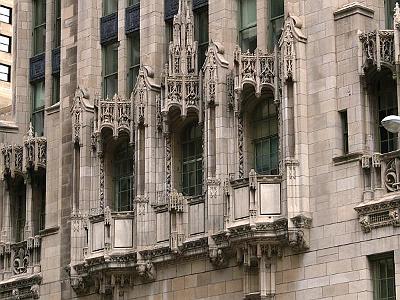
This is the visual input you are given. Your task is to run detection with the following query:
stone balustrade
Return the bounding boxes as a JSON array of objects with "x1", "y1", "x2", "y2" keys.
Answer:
[{"x1": 359, "y1": 29, "x2": 395, "y2": 72}]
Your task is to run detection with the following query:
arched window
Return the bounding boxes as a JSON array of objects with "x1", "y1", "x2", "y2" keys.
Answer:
[
  {"x1": 113, "y1": 141, "x2": 134, "y2": 211},
  {"x1": 376, "y1": 70, "x2": 397, "y2": 153},
  {"x1": 182, "y1": 123, "x2": 203, "y2": 196},
  {"x1": 252, "y1": 99, "x2": 278, "y2": 175}
]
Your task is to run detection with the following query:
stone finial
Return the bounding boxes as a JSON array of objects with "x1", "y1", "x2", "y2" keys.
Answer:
[
  {"x1": 27, "y1": 122, "x2": 34, "y2": 138},
  {"x1": 394, "y1": 2, "x2": 400, "y2": 29}
]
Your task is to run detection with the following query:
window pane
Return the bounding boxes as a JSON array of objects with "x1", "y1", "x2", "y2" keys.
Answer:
[
  {"x1": 386, "y1": 0, "x2": 396, "y2": 29},
  {"x1": 0, "y1": 64, "x2": 9, "y2": 81},
  {"x1": 114, "y1": 141, "x2": 134, "y2": 211},
  {"x1": 240, "y1": 27, "x2": 257, "y2": 52},
  {"x1": 240, "y1": 0, "x2": 256, "y2": 28},
  {"x1": 52, "y1": 75, "x2": 60, "y2": 104},
  {"x1": 128, "y1": 0, "x2": 140, "y2": 5},
  {"x1": 34, "y1": 0, "x2": 46, "y2": 26},
  {"x1": 33, "y1": 81, "x2": 45, "y2": 109},
  {"x1": 270, "y1": 0, "x2": 284, "y2": 19},
  {"x1": 32, "y1": 110, "x2": 44, "y2": 136},
  {"x1": 34, "y1": 25, "x2": 46, "y2": 54},
  {"x1": 104, "y1": 0, "x2": 118, "y2": 15}
]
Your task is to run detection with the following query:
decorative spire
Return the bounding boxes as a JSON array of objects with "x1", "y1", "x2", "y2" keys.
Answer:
[
  {"x1": 394, "y1": 2, "x2": 400, "y2": 29},
  {"x1": 27, "y1": 122, "x2": 34, "y2": 138}
]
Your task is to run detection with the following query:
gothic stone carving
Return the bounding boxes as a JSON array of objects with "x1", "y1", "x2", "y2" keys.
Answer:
[
  {"x1": 24, "y1": 123, "x2": 47, "y2": 171},
  {"x1": 162, "y1": 0, "x2": 202, "y2": 119}
]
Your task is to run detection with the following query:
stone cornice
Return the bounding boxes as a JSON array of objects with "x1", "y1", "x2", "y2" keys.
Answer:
[{"x1": 333, "y1": 2, "x2": 374, "y2": 21}]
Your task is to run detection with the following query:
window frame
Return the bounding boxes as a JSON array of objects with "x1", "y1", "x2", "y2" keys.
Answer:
[
  {"x1": 0, "y1": 5, "x2": 11, "y2": 24},
  {"x1": 103, "y1": 0, "x2": 118, "y2": 16},
  {"x1": 54, "y1": 0, "x2": 61, "y2": 48},
  {"x1": 33, "y1": 0, "x2": 46, "y2": 55},
  {"x1": 127, "y1": 30, "x2": 140, "y2": 97},
  {"x1": 102, "y1": 42, "x2": 119, "y2": 99},
  {"x1": 251, "y1": 99, "x2": 279, "y2": 175},
  {"x1": 0, "y1": 63, "x2": 10, "y2": 82},
  {"x1": 370, "y1": 252, "x2": 396, "y2": 300},
  {"x1": 181, "y1": 123, "x2": 203, "y2": 197},
  {"x1": 0, "y1": 34, "x2": 11, "y2": 53},
  {"x1": 52, "y1": 74, "x2": 60, "y2": 105},
  {"x1": 113, "y1": 141, "x2": 134, "y2": 212},
  {"x1": 194, "y1": 5, "x2": 209, "y2": 70},
  {"x1": 340, "y1": 110, "x2": 349, "y2": 154},
  {"x1": 32, "y1": 80, "x2": 45, "y2": 136},
  {"x1": 385, "y1": 0, "x2": 396, "y2": 29},
  {"x1": 268, "y1": 0, "x2": 284, "y2": 49}
]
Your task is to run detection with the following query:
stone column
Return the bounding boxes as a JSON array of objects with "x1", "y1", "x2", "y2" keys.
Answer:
[
  {"x1": 77, "y1": 0, "x2": 102, "y2": 96},
  {"x1": 24, "y1": 176, "x2": 33, "y2": 239}
]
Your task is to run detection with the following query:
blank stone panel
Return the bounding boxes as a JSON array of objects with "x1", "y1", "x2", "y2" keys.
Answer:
[
  {"x1": 156, "y1": 212, "x2": 170, "y2": 242},
  {"x1": 114, "y1": 219, "x2": 133, "y2": 248},
  {"x1": 92, "y1": 221, "x2": 104, "y2": 251},
  {"x1": 189, "y1": 203, "x2": 205, "y2": 235},
  {"x1": 234, "y1": 186, "x2": 249, "y2": 219},
  {"x1": 259, "y1": 183, "x2": 281, "y2": 215}
]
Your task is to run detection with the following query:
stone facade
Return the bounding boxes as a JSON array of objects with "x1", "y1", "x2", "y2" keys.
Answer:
[{"x1": 1, "y1": 0, "x2": 400, "y2": 299}]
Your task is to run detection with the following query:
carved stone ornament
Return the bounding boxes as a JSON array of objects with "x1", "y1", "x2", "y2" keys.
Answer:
[
  {"x1": 169, "y1": 189, "x2": 185, "y2": 212},
  {"x1": 71, "y1": 87, "x2": 93, "y2": 146},
  {"x1": 162, "y1": 0, "x2": 202, "y2": 120},
  {"x1": 203, "y1": 42, "x2": 229, "y2": 106},
  {"x1": 359, "y1": 29, "x2": 394, "y2": 73},
  {"x1": 237, "y1": 113, "x2": 244, "y2": 178},
  {"x1": 95, "y1": 93, "x2": 134, "y2": 143},
  {"x1": 23, "y1": 123, "x2": 47, "y2": 171},
  {"x1": 13, "y1": 247, "x2": 29, "y2": 275},
  {"x1": 136, "y1": 260, "x2": 156, "y2": 281},
  {"x1": 355, "y1": 197, "x2": 400, "y2": 232},
  {"x1": 209, "y1": 247, "x2": 228, "y2": 268},
  {"x1": 1, "y1": 144, "x2": 23, "y2": 179},
  {"x1": 279, "y1": 15, "x2": 306, "y2": 82},
  {"x1": 132, "y1": 65, "x2": 161, "y2": 126},
  {"x1": 395, "y1": 3, "x2": 400, "y2": 29}
]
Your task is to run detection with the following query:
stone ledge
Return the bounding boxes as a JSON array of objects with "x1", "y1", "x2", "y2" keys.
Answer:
[
  {"x1": 39, "y1": 226, "x2": 59, "y2": 237},
  {"x1": 332, "y1": 152, "x2": 364, "y2": 166},
  {"x1": 333, "y1": 2, "x2": 374, "y2": 21},
  {"x1": 45, "y1": 102, "x2": 60, "y2": 115},
  {"x1": 0, "y1": 120, "x2": 18, "y2": 133}
]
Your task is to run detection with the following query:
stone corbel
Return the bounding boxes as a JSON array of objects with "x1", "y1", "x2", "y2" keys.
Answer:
[
  {"x1": 289, "y1": 214, "x2": 312, "y2": 251},
  {"x1": 209, "y1": 247, "x2": 228, "y2": 268},
  {"x1": 136, "y1": 260, "x2": 156, "y2": 281}
]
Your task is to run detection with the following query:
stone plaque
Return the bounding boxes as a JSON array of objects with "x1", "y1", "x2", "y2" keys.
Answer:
[
  {"x1": 234, "y1": 186, "x2": 249, "y2": 219},
  {"x1": 91, "y1": 221, "x2": 104, "y2": 251},
  {"x1": 114, "y1": 219, "x2": 133, "y2": 248},
  {"x1": 259, "y1": 183, "x2": 281, "y2": 215}
]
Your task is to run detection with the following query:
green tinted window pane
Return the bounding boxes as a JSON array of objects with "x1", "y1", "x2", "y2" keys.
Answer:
[
  {"x1": 130, "y1": 32, "x2": 140, "y2": 65},
  {"x1": 34, "y1": 0, "x2": 46, "y2": 26},
  {"x1": 104, "y1": 43, "x2": 118, "y2": 74},
  {"x1": 52, "y1": 75, "x2": 60, "y2": 104},
  {"x1": 105, "y1": 74, "x2": 118, "y2": 98},
  {"x1": 114, "y1": 141, "x2": 134, "y2": 211},
  {"x1": 34, "y1": 25, "x2": 46, "y2": 55},
  {"x1": 32, "y1": 111, "x2": 44, "y2": 136},
  {"x1": 240, "y1": 0, "x2": 256, "y2": 28},
  {"x1": 104, "y1": 0, "x2": 118, "y2": 15},
  {"x1": 33, "y1": 81, "x2": 45, "y2": 109},
  {"x1": 240, "y1": 27, "x2": 257, "y2": 52},
  {"x1": 386, "y1": 0, "x2": 396, "y2": 29},
  {"x1": 128, "y1": 0, "x2": 139, "y2": 6},
  {"x1": 270, "y1": 0, "x2": 284, "y2": 19}
]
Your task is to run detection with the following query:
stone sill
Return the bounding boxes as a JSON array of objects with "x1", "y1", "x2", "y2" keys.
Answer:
[
  {"x1": 0, "y1": 120, "x2": 18, "y2": 133},
  {"x1": 332, "y1": 152, "x2": 364, "y2": 166},
  {"x1": 39, "y1": 226, "x2": 59, "y2": 237},
  {"x1": 46, "y1": 102, "x2": 60, "y2": 115}
]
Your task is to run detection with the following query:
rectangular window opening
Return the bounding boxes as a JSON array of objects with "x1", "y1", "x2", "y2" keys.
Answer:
[
  {"x1": 370, "y1": 252, "x2": 396, "y2": 300},
  {"x1": 0, "y1": 34, "x2": 11, "y2": 53},
  {"x1": 32, "y1": 80, "x2": 45, "y2": 136},
  {"x1": 102, "y1": 42, "x2": 118, "y2": 98},
  {"x1": 194, "y1": 6, "x2": 209, "y2": 70},
  {"x1": 0, "y1": 63, "x2": 10, "y2": 82},
  {"x1": 127, "y1": 31, "x2": 140, "y2": 97},
  {"x1": 340, "y1": 110, "x2": 349, "y2": 154},
  {"x1": 269, "y1": 0, "x2": 284, "y2": 49},
  {"x1": 33, "y1": 0, "x2": 46, "y2": 55},
  {"x1": 239, "y1": 0, "x2": 257, "y2": 53},
  {"x1": 0, "y1": 5, "x2": 11, "y2": 24}
]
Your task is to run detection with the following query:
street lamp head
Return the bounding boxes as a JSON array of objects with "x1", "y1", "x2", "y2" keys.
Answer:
[{"x1": 381, "y1": 115, "x2": 400, "y2": 133}]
